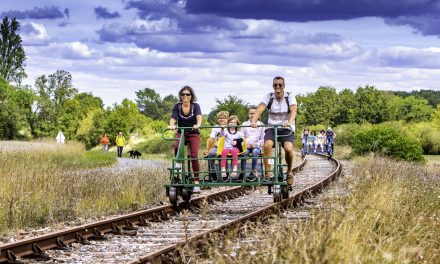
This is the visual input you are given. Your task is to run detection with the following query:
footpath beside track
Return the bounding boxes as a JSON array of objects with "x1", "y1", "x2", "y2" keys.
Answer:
[{"x1": 0, "y1": 154, "x2": 341, "y2": 264}]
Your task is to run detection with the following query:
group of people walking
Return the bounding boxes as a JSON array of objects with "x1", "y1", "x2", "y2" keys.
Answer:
[
  {"x1": 99, "y1": 131, "x2": 126, "y2": 158},
  {"x1": 301, "y1": 127, "x2": 336, "y2": 156},
  {"x1": 168, "y1": 76, "x2": 298, "y2": 193}
]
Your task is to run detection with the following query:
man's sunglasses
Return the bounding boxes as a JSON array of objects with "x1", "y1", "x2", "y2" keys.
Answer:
[
  {"x1": 181, "y1": 93, "x2": 192, "y2": 96},
  {"x1": 273, "y1": 83, "x2": 283, "y2": 88}
]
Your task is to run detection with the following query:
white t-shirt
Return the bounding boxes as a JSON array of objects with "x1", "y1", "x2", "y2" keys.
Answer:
[
  {"x1": 221, "y1": 129, "x2": 244, "y2": 149},
  {"x1": 261, "y1": 91, "x2": 297, "y2": 131},
  {"x1": 242, "y1": 120, "x2": 265, "y2": 147}
]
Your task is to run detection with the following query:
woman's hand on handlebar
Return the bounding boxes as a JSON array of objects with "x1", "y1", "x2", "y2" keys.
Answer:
[{"x1": 168, "y1": 125, "x2": 176, "y2": 130}]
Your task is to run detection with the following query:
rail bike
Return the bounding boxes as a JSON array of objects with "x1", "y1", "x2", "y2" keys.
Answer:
[{"x1": 162, "y1": 125, "x2": 295, "y2": 205}]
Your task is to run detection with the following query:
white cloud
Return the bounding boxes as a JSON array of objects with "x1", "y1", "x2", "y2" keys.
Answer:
[{"x1": 21, "y1": 22, "x2": 49, "y2": 46}]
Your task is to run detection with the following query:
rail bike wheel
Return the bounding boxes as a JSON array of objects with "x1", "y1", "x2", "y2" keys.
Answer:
[
  {"x1": 169, "y1": 187, "x2": 178, "y2": 205},
  {"x1": 181, "y1": 188, "x2": 192, "y2": 203},
  {"x1": 273, "y1": 185, "x2": 282, "y2": 203}
]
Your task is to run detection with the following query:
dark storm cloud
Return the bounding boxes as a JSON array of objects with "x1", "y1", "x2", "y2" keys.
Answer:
[
  {"x1": 124, "y1": 0, "x2": 246, "y2": 33},
  {"x1": 1, "y1": 6, "x2": 68, "y2": 20},
  {"x1": 185, "y1": 0, "x2": 440, "y2": 37},
  {"x1": 95, "y1": 6, "x2": 121, "y2": 19}
]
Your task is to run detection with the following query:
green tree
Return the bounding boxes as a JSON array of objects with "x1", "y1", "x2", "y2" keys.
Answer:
[
  {"x1": 207, "y1": 95, "x2": 250, "y2": 125},
  {"x1": 333, "y1": 89, "x2": 356, "y2": 124},
  {"x1": 135, "y1": 88, "x2": 177, "y2": 120},
  {"x1": 58, "y1": 93, "x2": 103, "y2": 139},
  {"x1": 432, "y1": 104, "x2": 440, "y2": 123},
  {"x1": 300, "y1": 86, "x2": 339, "y2": 126},
  {"x1": 388, "y1": 95, "x2": 433, "y2": 122},
  {"x1": 106, "y1": 99, "x2": 148, "y2": 142},
  {"x1": 352, "y1": 85, "x2": 390, "y2": 124},
  {"x1": 0, "y1": 17, "x2": 26, "y2": 84},
  {"x1": 0, "y1": 76, "x2": 34, "y2": 139},
  {"x1": 33, "y1": 70, "x2": 78, "y2": 137}
]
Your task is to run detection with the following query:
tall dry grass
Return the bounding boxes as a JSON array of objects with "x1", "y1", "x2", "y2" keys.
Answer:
[
  {"x1": 0, "y1": 141, "x2": 168, "y2": 233},
  {"x1": 184, "y1": 156, "x2": 440, "y2": 263}
]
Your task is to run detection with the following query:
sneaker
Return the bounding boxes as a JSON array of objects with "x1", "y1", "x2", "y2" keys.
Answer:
[
  {"x1": 193, "y1": 181, "x2": 201, "y2": 194},
  {"x1": 193, "y1": 186, "x2": 201, "y2": 193},
  {"x1": 286, "y1": 174, "x2": 294, "y2": 185},
  {"x1": 174, "y1": 163, "x2": 181, "y2": 170},
  {"x1": 230, "y1": 170, "x2": 238, "y2": 179},
  {"x1": 247, "y1": 172, "x2": 256, "y2": 182}
]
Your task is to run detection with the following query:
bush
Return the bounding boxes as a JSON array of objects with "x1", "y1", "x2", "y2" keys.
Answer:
[{"x1": 352, "y1": 124, "x2": 424, "y2": 162}]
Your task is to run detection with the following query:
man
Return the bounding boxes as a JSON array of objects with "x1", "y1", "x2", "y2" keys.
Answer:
[
  {"x1": 325, "y1": 127, "x2": 336, "y2": 155},
  {"x1": 251, "y1": 76, "x2": 297, "y2": 185},
  {"x1": 241, "y1": 106, "x2": 265, "y2": 179},
  {"x1": 203, "y1": 111, "x2": 229, "y2": 177}
]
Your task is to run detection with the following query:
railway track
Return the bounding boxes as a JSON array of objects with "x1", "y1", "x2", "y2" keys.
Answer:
[{"x1": 0, "y1": 154, "x2": 341, "y2": 263}]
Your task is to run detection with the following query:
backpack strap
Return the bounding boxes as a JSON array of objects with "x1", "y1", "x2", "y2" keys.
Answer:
[{"x1": 267, "y1": 92, "x2": 291, "y2": 114}]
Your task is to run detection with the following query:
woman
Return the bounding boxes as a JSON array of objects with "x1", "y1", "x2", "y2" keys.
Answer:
[
  {"x1": 100, "y1": 133, "x2": 109, "y2": 152},
  {"x1": 168, "y1": 86, "x2": 202, "y2": 193}
]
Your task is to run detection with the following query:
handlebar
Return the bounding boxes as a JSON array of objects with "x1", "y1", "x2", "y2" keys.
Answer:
[{"x1": 162, "y1": 125, "x2": 294, "y2": 140}]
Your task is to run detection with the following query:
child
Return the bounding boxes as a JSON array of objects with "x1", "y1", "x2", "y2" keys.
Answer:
[
  {"x1": 220, "y1": 115, "x2": 244, "y2": 178},
  {"x1": 203, "y1": 111, "x2": 229, "y2": 175},
  {"x1": 307, "y1": 131, "x2": 316, "y2": 153}
]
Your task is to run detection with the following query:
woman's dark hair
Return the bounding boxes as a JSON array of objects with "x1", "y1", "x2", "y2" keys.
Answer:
[{"x1": 178, "y1": 86, "x2": 197, "y2": 103}]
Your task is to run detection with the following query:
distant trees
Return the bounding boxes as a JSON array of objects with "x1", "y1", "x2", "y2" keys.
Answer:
[
  {"x1": 33, "y1": 70, "x2": 79, "y2": 137},
  {"x1": 135, "y1": 88, "x2": 178, "y2": 120},
  {"x1": 207, "y1": 95, "x2": 250, "y2": 125},
  {"x1": 0, "y1": 17, "x2": 26, "y2": 84},
  {"x1": 0, "y1": 76, "x2": 34, "y2": 139}
]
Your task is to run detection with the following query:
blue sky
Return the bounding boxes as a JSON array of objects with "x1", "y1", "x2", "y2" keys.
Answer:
[{"x1": 2, "y1": 0, "x2": 440, "y2": 113}]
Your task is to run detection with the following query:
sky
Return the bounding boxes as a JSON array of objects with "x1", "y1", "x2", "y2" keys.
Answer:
[{"x1": 1, "y1": 0, "x2": 440, "y2": 113}]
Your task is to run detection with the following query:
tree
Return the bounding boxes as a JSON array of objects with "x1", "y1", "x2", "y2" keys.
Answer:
[
  {"x1": 352, "y1": 85, "x2": 390, "y2": 124},
  {"x1": 0, "y1": 76, "x2": 34, "y2": 139},
  {"x1": 333, "y1": 89, "x2": 356, "y2": 124},
  {"x1": 33, "y1": 70, "x2": 78, "y2": 137},
  {"x1": 135, "y1": 88, "x2": 178, "y2": 120},
  {"x1": 0, "y1": 17, "x2": 26, "y2": 84},
  {"x1": 300, "y1": 86, "x2": 339, "y2": 126},
  {"x1": 207, "y1": 95, "x2": 250, "y2": 125},
  {"x1": 387, "y1": 95, "x2": 433, "y2": 123}
]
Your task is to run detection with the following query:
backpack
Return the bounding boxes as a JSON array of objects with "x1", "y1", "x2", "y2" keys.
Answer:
[
  {"x1": 267, "y1": 92, "x2": 291, "y2": 114},
  {"x1": 326, "y1": 129, "x2": 334, "y2": 137}
]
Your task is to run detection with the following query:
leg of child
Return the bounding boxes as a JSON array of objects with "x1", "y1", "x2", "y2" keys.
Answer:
[
  {"x1": 221, "y1": 148, "x2": 232, "y2": 177},
  {"x1": 231, "y1": 147, "x2": 239, "y2": 177}
]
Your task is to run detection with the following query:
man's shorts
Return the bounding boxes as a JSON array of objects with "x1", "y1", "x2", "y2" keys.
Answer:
[{"x1": 264, "y1": 128, "x2": 295, "y2": 144}]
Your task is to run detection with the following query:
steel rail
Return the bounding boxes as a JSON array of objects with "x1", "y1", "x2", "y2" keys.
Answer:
[
  {"x1": 0, "y1": 159, "x2": 308, "y2": 263},
  {"x1": 132, "y1": 154, "x2": 341, "y2": 263}
]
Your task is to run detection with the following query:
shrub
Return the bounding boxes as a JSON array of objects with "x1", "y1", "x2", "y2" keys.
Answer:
[{"x1": 352, "y1": 124, "x2": 424, "y2": 162}]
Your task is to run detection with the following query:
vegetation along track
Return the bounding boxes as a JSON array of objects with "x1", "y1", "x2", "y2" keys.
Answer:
[{"x1": 0, "y1": 154, "x2": 341, "y2": 263}]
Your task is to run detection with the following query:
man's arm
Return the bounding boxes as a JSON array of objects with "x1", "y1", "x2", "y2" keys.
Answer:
[
  {"x1": 288, "y1": 104, "x2": 297, "y2": 125},
  {"x1": 251, "y1": 103, "x2": 266, "y2": 126}
]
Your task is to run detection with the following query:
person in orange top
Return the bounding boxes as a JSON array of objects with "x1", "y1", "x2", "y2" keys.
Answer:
[{"x1": 100, "y1": 133, "x2": 110, "y2": 152}]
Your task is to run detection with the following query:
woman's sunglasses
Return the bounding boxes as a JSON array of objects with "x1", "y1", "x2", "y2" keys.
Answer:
[
  {"x1": 273, "y1": 83, "x2": 283, "y2": 88},
  {"x1": 181, "y1": 93, "x2": 192, "y2": 96}
]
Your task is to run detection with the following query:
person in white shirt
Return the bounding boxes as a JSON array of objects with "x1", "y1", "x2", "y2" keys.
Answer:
[
  {"x1": 241, "y1": 106, "x2": 265, "y2": 178},
  {"x1": 203, "y1": 111, "x2": 229, "y2": 176},
  {"x1": 251, "y1": 76, "x2": 297, "y2": 186}
]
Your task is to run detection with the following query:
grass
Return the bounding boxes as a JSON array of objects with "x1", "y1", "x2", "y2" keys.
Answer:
[
  {"x1": 0, "y1": 141, "x2": 168, "y2": 234},
  {"x1": 183, "y1": 156, "x2": 440, "y2": 263},
  {"x1": 423, "y1": 155, "x2": 440, "y2": 164}
]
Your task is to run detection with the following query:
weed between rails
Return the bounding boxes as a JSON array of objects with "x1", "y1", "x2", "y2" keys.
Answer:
[
  {"x1": 181, "y1": 157, "x2": 439, "y2": 263},
  {"x1": 0, "y1": 141, "x2": 168, "y2": 234}
]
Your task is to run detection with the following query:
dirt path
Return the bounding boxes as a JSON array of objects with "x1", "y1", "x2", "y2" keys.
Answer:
[{"x1": 116, "y1": 157, "x2": 168, "y2": 169}]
